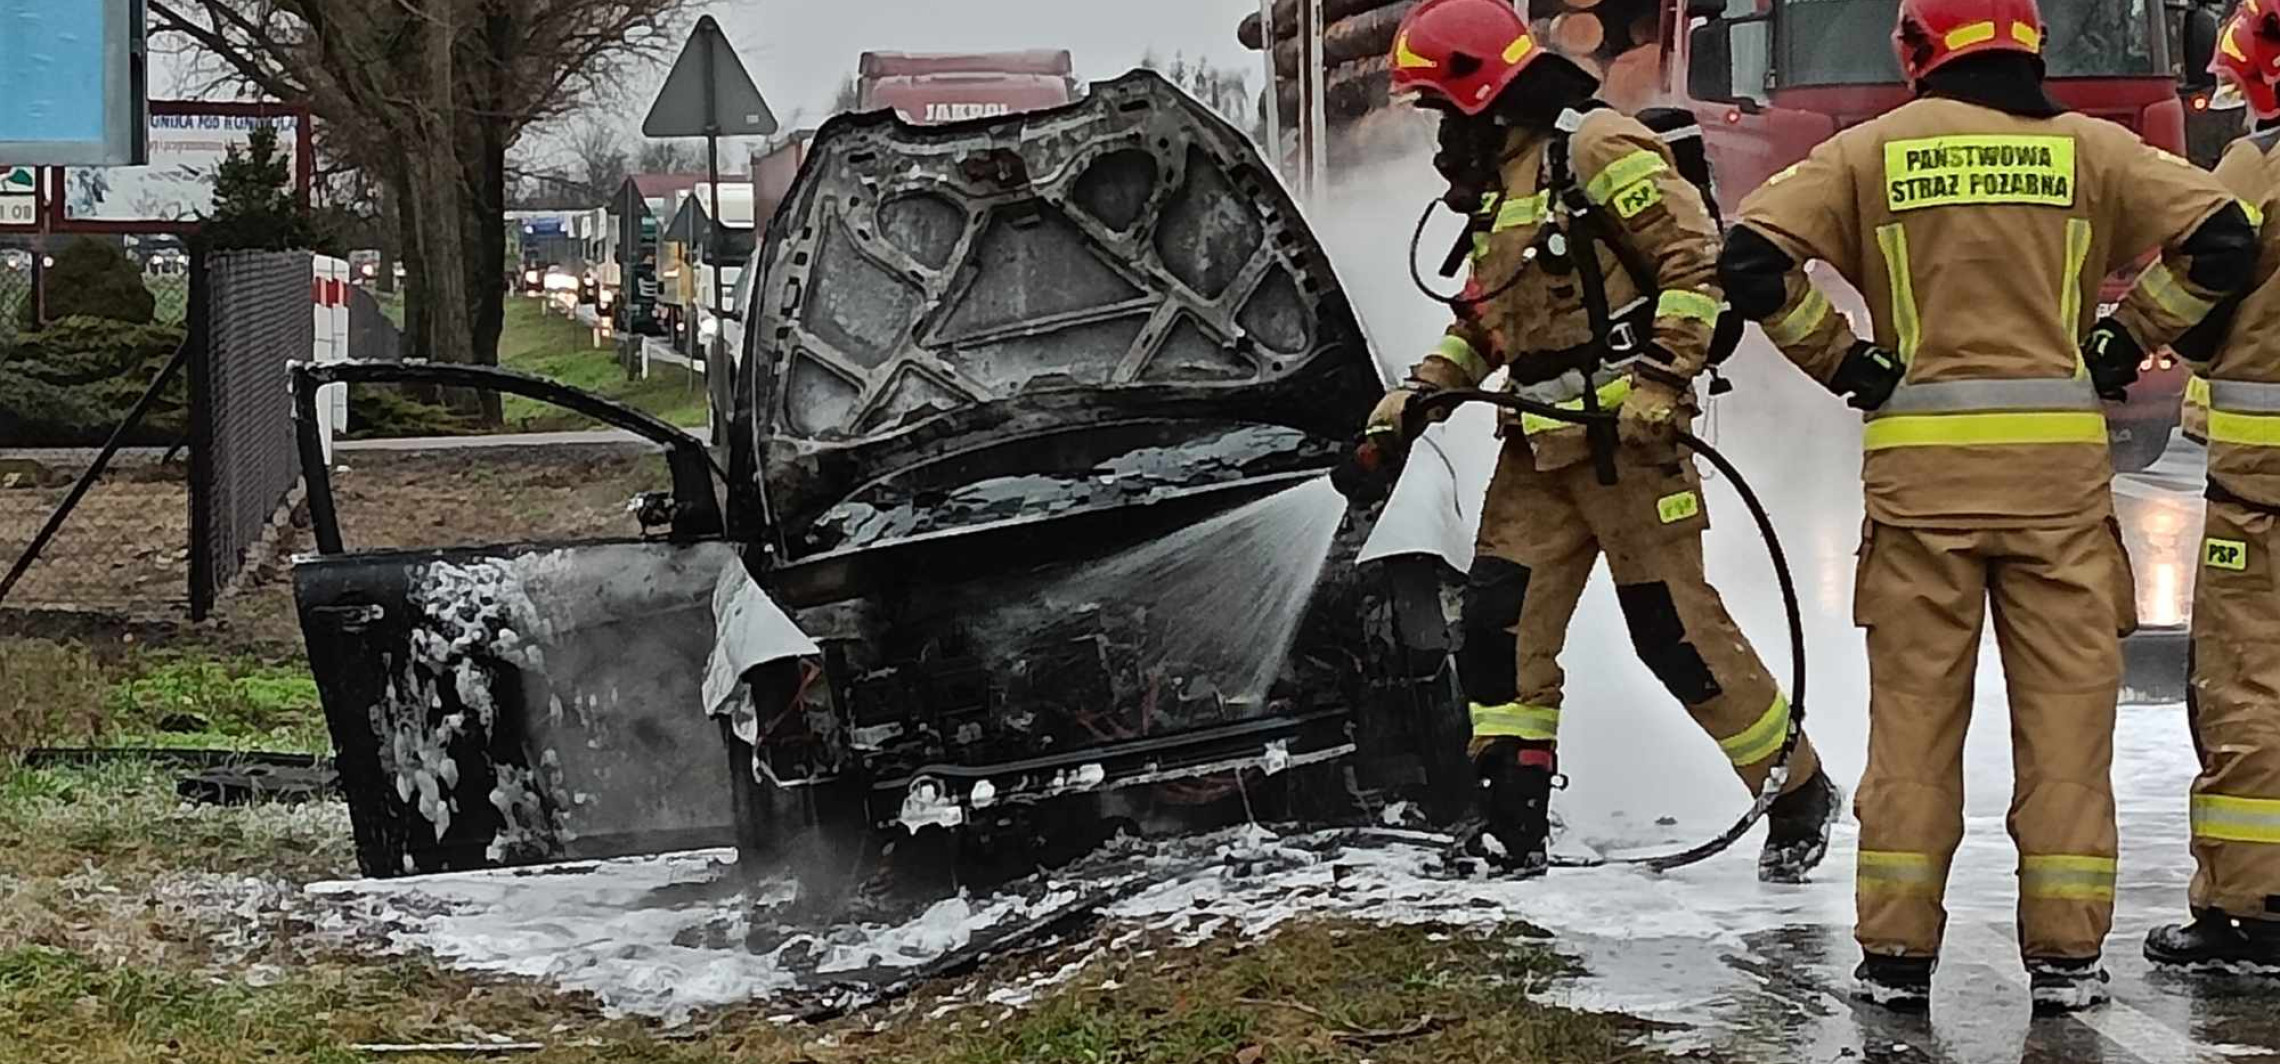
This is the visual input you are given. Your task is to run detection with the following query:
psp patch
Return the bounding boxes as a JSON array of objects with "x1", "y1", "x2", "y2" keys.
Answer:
[
  {"x1": 2206, "y1": 537, "x2": 2250, "y2": 572},
  {"x1": 1884, "y1": 135, "x2": 2077, "y2": 212},
  {"x1": 1657, "y1": 490, "x2": 1702, "y2": 525},
  {"x1": 1611, "y1": 179, "x2": 1664, "y2": 219}
]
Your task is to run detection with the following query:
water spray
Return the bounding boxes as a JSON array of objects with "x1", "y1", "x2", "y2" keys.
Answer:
[{"x1": 1358, "y1": 388, "x2": 1809, "y2": 875}]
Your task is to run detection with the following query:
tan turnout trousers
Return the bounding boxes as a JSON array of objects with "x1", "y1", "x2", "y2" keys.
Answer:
[
  {"x1": 2181, "y1": 133, "x2": 2280, "y2": 923},
  {"x1": 2191, "y1": 501, "x2": 2280, "y2": 921},
  {"x1": 1464, "y1": 438, "x2": 1821, "y2": 796},
  {"x1": 1854, "y1": 521, "x2": 2135, "y2": 960}
]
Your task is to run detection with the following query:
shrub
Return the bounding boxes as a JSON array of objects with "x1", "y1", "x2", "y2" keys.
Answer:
[
  {"x1": 16, "y1": 238, "x2": 154, "y2": 331},
  {"x1": 0, "y1": 318, "x2": 188, "y2": 446}
]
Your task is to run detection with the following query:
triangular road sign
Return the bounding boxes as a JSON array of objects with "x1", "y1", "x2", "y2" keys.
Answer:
[{"x1": 644, "y1": 17, "x2": 778, "y2": 138}]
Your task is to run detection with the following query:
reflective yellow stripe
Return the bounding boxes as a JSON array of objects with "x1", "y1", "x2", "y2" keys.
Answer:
[
  {"x1": 1657, "y1": 289, "x2": 1720, "y2": 325},
  {"x1": 1431, "y1": 334, "x2": 1489, "y2": 382},
  {"x1": 2208, "y1": 409, "x2": 2280, "y2": 446},
  {"x1": 2134, "y1": 261, "x2": 2217, "y2": 323},
  {"x1": 1944, "y1": 21, "x2": 1997, "y2": 49},
  {"x1": 1470, "y1": 702, "x2": 1561, "y2": 742},
  {"x1": 1858, "y1": 851, "x2": 1946, "y2": 897},
  {"x1": 2011, "y1": 21, "x2": 2042, "y2": 50},
  {"x1": 2195, "y1": 793, "x2": 2280, "y2": 843},
  {"x1": 2020, "y1": 855, "x2": 2116, "y2": 902},
  {"x1": 2059, "y1": 219, "x2": 2093, "y2": 330},
  {"x1": 1862, "y1": 411, "x2": 2108, "y2": 451},
  {"x1": 1717, "y1": 693, "x2": 1791, "y2": 767},
  {"x1": 1875, "y1": 224, "x2": 1921, "y2": 363},
  {"x1": 1521, "y1": 377, "x2": 1632, "y2": 436},
  {"x1": 2188, "y1": 374, "x2": 2212, "y2": 410},
  {"x1": 1395, "y1": 31, "x2": 1436, "y2": 70},
  {"x1": 1503, "y1": 34, "x2": 1534, "y2": 65},
  {"x1": 1586, "y1": 150, "x2": 1670, "y2": 207},
  {"x1": 1484, "y1": 191, "x2": 1550, "y2": 232},
  {"x1": 2244, "y1": 200, "x2": 2266, "y2": 228},
  {"x1": 1766, "y1": 287, "x2": 1831, "y2": 346}
]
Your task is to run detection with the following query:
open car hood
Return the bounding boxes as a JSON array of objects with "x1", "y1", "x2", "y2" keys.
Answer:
[{"x1": 735, "y1": 70, "x2": 1379, "y2": 557}]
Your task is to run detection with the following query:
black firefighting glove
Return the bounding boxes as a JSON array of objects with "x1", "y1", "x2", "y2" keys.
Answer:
[
  {"x1": 1338, "y1": 385, "x2": 1437, "y2": 509},
  {"x1": 2082, "y1": 317, "x2": 2144, "y2": 403},
  {"x1": 1828, "y1": 341, "x2": 1903, "y2": 412}
]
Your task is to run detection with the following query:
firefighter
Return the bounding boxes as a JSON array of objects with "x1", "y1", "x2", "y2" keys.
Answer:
[
  {"x1": 2146, "y1": 0, "x2": 2280, "y2": 975},
  {"x1": 1366, "y1": 0, "x2": 1841, "y2": 883},
  {"x1": 1720, "y1": 0, "x2": 2257, "y2": 1012}
]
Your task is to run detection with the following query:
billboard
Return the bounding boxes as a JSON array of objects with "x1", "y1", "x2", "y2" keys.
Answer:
[
  {"x1": 0, "y1": 0, "x2": 147, "y2": 166},
  {"x1": 61, "y1": 106, "x2": 306, "y2": 228},
  {"x1": 0, "y1": 167, "x2": 34, "y2": 227}
]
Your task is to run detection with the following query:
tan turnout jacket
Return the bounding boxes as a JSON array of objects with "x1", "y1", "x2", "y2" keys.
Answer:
[
  {"x1": 1409, "y1": 109, "x2": 1724, "y2": 472},
  {"x1": 1737, "y1": 97, "x2": 2238, "y2": 527}
]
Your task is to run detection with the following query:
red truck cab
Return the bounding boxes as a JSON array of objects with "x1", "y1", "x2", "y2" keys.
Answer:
[
  {"x1": 856, "y1": 50, "x2": 1080, "y2": 125},
  {"x1": 1673, "y1": 0, "x2": 2190, "y2": 471}
]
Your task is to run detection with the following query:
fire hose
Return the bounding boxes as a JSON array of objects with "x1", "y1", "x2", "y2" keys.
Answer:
[{"x1": 1353, "y1": 388, "x2": 1808, "y2": 874}]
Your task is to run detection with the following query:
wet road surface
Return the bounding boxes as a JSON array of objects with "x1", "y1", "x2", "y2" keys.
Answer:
[{"x1": 1537, "y1": 380, "x2": 2262, "y2": 1063}]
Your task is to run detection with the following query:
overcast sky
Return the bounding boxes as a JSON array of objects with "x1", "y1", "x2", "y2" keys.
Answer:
[
  {"x1": 510, "y1": 0, "x2": 1270, "y2": 168},
  {"x1": 148, "y1": 1, "x2": 1270, "y2": 175},
  {"x1": 704, "y1": 0, "x2": 1260, "y2": 128}
]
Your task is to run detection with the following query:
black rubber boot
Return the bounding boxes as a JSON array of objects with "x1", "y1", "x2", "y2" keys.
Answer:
[
  {"x1": 2026, "y1": 957, "x2": 2111, "y2": 1014},
  {"x1": 1476, "y1": 740, "x2": 1553, "y2": 878},
  {"x1": 2146, "y1": 911, "x2": 2280, "y2": 975},
  {"x1": 1853, "y1": 955, "x2": 1935, "y2": 1012},
  {"x1": 1759, "y1": 767, "x2": 1841, "y2": 884}
]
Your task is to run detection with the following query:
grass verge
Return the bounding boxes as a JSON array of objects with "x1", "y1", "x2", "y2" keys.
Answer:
[
  {"x1": 0, "y1": 913, "x2": 1667, "y2": 1064},
  {"x1": 498, "y1": 297, "x2": 707, "y2": 433},
  {"x1": 0, "y1": 638, "x2": 327, "y2": 757}
]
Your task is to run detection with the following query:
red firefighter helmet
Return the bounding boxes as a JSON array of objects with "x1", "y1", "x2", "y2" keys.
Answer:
[
  {"x1": 1388, "y1": 0, "x2": 1545, "y2": 116},
  {"x1": 1891, "y1": 0, "x2": 2047, "y2": 89},
  {"x1": 2215, "y1": 0, "x2": 2280, "y2": 121}
]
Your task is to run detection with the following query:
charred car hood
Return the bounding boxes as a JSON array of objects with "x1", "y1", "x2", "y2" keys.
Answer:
[{"x1": 735, "y1": 70, "x2": 1379, "y2": 559}]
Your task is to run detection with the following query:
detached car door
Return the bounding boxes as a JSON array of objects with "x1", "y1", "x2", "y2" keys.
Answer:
[{"x1": 289, "y1": 362, "x2": 768, "y2": 878}]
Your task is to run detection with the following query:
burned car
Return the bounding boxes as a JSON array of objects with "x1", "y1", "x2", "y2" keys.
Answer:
[{"x1": 292, "y1": 72, "x2": 1468, "y2": 884}]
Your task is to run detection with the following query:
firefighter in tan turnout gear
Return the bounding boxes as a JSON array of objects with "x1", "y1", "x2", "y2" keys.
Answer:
[
  {"x1": 2146, "y1": 0, "x2": 2280, "y2": 975},
  {"x1": 1720, "y1": 0, "x2": 2258, "y2": 1013},
  {"x1": 1363, "y1": 0, "x2": 1840, "y2": 882}
]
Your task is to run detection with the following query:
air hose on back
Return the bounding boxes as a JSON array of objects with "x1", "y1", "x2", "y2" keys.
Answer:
[{"x1": 1359, "y1": 388, "x2": 1809, "y2": 874}]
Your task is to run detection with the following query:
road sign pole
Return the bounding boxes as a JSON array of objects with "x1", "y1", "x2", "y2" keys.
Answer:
[
  {"x1": 642, "y1": 14, "x2": 777, "y2": 447},
  {"x1": 701, "y1": 27, "x2": 728, "y2": 445}
]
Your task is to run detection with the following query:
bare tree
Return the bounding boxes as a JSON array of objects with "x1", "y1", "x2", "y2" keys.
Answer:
[
  {"x1": 569, "y1": 119, "x2": 632, "y2": 203},
  {"x1": 636, "y1": 139, "x2": 701, "y2": 174},
  {"x1": 151, "y1": 0, "x2": 695, "y2": 419},
  {"x1": 1148, "y1": 51, "x2": 1261, "y2": 143}
]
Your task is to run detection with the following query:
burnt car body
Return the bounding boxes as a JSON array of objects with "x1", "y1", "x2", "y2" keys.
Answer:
[{"x1": 293, "y1": 72, "x2": 1468, "y2": 881}]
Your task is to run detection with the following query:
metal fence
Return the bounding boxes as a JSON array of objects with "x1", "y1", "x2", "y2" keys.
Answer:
[
  {"x1": 189, "y1": 251, "x2": 312, "y2": 619},
  {"x1": 0, "y1": 255, "x2": 28, "y2": 344},
  {"x1": 0, "y1": 248, "x2": 311, "y2": 621}
]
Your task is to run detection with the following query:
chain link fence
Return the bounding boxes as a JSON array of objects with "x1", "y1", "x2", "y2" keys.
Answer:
[
  {"x1": 0, "y1": 250, "x2": 30, "y2": 345},
  {"x1": 0, "y1": 248, "x2": 309, "y2": 621},
  {"x1": 189, "y1": 251, "x2": 312, "y2": 619}
]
